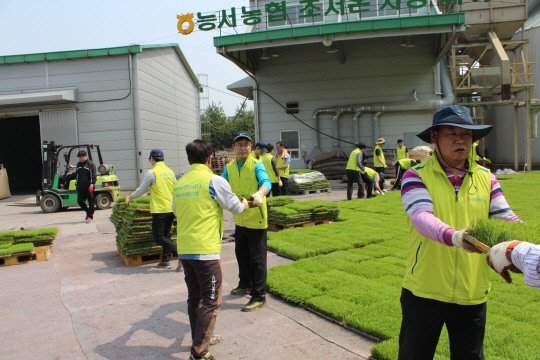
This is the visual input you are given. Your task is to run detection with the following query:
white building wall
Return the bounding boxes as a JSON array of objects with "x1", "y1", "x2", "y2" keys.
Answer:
[
  {"x1": 484, "y1": 24, "x2": 540, "y2": 167},
  {"x1": 256, "y1": 35, "x2": 438, "y2": 168},
  {"x1": 136, "y1": 47, "x2": 199, "y2": 179}
]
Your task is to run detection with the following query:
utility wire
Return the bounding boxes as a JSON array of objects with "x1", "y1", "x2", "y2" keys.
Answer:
[
  {"x1": 205, "y1": 90, "x2": 253, "y2": 131},
  {"x1": 78, "y1": 55, "x2": 132, "y2": 103},
  {"x1": 207, "y1": 86, "x2": 247, "y2": 99}
]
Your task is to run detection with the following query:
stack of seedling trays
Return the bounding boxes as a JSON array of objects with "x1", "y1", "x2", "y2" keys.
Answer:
[
  {"x1": 308, "y1": 200, "x2": 340, "y2": 221},
  {"x1": 111, "y1": 196, "x2": 178, "y2": 263},
  {"x1": 266, "y1": 196, "x2": 294, "y2": 209},
  {"x1": 268, "y1": 207, "x2": 312, "y2": 227},
  {"x1": 313, "y1": 179, "x2": 331, "y2": 190},
  {"x1": 0, "y1": 228, "x2": 58, "y2": 266}
]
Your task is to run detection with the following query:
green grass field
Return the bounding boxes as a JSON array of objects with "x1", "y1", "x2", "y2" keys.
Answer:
[{"x1": 267, "y1": 172, "x2": 540, "y2": 360}]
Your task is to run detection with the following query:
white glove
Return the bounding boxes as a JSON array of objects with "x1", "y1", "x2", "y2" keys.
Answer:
[
  {"x1": 126, "y1": 195, "x2": 132, "y2": 204},
  {"x1": 384, "y1": 164, "x2": 388, "y2": 168},
  {"x1": 451, "y1": 229, "x2": 481, "y2": 253},
  {"x1": 241, "y1": 197, "x2": 249, "y2": 212},
  {"x1": 487, "y1": 241, "x2": 522, "y2": 284},
  {"x1": 251, "y1": 191, "x2": 263, "y2": 208},
  {"x1": 279, "y1": 179, "x2": 283, "y2": 187}
]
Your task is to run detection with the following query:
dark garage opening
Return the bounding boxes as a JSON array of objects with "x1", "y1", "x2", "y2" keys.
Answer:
[{"x1": 0, "y1": 116, "x2": 42, "y2": 194}]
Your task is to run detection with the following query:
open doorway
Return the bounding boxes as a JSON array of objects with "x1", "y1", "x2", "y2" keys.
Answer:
[{"x1": 0, "y1": 116, "x2": 42, "y2": 194}]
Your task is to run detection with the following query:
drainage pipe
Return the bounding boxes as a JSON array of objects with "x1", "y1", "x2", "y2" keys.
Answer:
[
  {"x1": 531, "y1": 105, "x2": 540, "y2": 139},
  {"x1": 372, "y1": 112, "x2": 382, "y2": 146},
  {"x1": 309, "y1": 109, "x2": 335, "y2": 159},
  {"x1": 332, "y1": 109, "x2": 345, "y2": 148},
  {"x1": 352, "y1": 111, "x2": 362, "y2": 145}
]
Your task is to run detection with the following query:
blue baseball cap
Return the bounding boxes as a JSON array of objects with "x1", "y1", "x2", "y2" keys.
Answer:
[
  {"x1": 416, "y1": 105, "x2": 493, "y2": 143},
  {"x1": 255, "y1": 141, "x2": 268, "y2": 152},
  {"x1": 233, "y1": 131, "x2": 252, "y2": 143},
  {"x1": 149, "y1": 148, "x2": 164, "y2": 158}
]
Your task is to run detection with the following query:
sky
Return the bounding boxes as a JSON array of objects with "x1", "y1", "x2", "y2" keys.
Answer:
[{"x1": 0, "y1": 0, "x2": 253, "y2": 116}]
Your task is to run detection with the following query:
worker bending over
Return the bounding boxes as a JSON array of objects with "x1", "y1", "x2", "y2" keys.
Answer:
[
  {"x1": 275, "y1": 141, "x2": 290, "y2": 195},
  {"x1": 173, "y1": 140, "x2": 248, "y2": 360},
  {"x1": 399, "y1": 106, "x2": 520, "y2": 360},
  {"x1": 373, "y1": 138, "x2": 387, "y2": 191},
  {"x1": 345, "y1": 143, "x2": 366, "y2": 200},
  {"x1": 361, "y1": 167, "x2": 385, "y2": 198},
  {"x1": 390, "y1": 158, "x2": 420, "y2": 191},
  {"x1": 223, "y1": 131, "x2": 271, "y2": 311},
  {"x1": 126, "y1": 149, "x2": 178, "y2": 269},
  {"x1": 487, "y1": 241, "x2": 540, "y2": 289},
  {"x1": 262, "y1": 143, "x2": 281, "y2": 197},
  {"x1": 75, "y1": 150, "x2": 97, "y2": 223}
]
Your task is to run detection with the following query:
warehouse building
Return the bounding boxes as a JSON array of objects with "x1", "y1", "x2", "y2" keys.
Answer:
[
  {"x1": 216, "y1": 0, "x2": 539, "y2": 170},
  {"x1": 0, "y1": 43, "x2": 200, "y2": 193}
]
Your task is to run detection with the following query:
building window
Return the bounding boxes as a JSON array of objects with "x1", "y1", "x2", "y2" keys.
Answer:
[
  {"x1": 268, "y1": 3, "x2": 325, "y2": 28},
  {"x1": 280, "y1": 130, "x2": 300, "y2": 160}
]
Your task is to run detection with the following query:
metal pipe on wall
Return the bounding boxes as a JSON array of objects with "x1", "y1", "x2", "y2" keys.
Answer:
[
  {"x1": 372, "y1": 112, "x2": 382, "y2": 146},
  {"x1": 332, "y1": 110, "x2": 344, "y2": 148},
  {"x1": 352, "y1": 111, "x2": 362, "y2": 145}
]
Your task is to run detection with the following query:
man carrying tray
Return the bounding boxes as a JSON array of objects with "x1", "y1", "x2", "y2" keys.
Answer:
[{"x1": 399, "y1": 105, "x2": 520, "y2": 360}]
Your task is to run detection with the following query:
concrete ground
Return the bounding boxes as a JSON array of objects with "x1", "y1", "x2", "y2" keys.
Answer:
[{"x1": 0, "y1": 184, "x2": 379, "y2": 360}]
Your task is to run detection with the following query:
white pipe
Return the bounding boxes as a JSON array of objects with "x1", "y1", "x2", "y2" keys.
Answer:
[
  {"x1": 352, "y1": 111, "x2": 362, "y2": 145},
  {"x1": 332, "y1": 109, "x2": 344, "y2": 148},
  {"x1": 372, "y1": 112, "x2": 382, "y2": 146}
]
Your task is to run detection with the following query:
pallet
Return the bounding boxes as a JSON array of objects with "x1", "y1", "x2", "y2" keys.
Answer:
[
  {"x1": 289, "y1": 188, "x2": 332, "y2": 196},
  {"x1": 0, "y1": 245, "x2": 51, "y2": 267},
  {"x1": 268, "y1": 219, "x2": 330, "y2": 231},
  {"x1": 117, "y1": 246, "x2": 178, "y2": 267}
]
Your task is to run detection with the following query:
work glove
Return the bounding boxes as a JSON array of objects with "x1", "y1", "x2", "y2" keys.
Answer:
[
  {"x1": 241, "y1": 196, "x2": 249, "y2": 212},
  {"x1": 487, "y1": 241, "x2": 523, "y2": 284},
  {"x1": 279, "y1": 179, "x2": 283, "y2": 187},
  {"x1": 250, "y1": 191, "x2": 263, "y2": 208},
  {"x1": 126, "y1": 195, "x2": 132, "y2": 205},
  {"x1": 88, "y1": 184, "x2": 94, "y2": 193},
  {"x1": 451, "y1": 228, "x2": 482, "y2": 253}
]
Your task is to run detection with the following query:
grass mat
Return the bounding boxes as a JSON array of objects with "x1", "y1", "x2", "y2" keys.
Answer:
[{"x1": 267, "y1": 171, "x2": 540, "y2": 360}]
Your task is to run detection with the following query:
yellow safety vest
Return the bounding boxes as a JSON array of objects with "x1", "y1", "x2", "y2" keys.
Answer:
[
  {"x1": 249, "y1": 151, "x2": 260, "y2": 161},
  {"x1": 149, "y1": 162, "x2": 175, "y2": 214},
  {"x1": 173, "y1": 164, "x2": 223, "y2": 254},
  {"x1": 472, "y1": 143, "x2": 481, "y2": 161},
  {"x1": 396, "y1": 146, "x2": 407, "y2": 161},
  {"x1": 402, "y1": 152, "x2": 492, "y2": 305},
  {"x1": 398, "y1": 158, "x2": 415, "y2": 170},
  {"x1": 364, "y1": 167, "x2": 377, "y2": 180},
  {"x1": 262, "y1": 153, "x2": 278, "y2": 183},
  {"x1": 374, "y1": 145, "x2": 386, "y2": 167},
  {"x1": 226, "y1": 158, "x2": 268, "y2": 229},
  {"x1": 346, "y1": 148, "x2": 364, "y2": 173},
  {"x1": 277, "y1": 154, "x2": 290, "y2": 178}
]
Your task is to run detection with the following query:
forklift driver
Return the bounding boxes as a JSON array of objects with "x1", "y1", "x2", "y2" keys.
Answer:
[{"x1": 75, "y1": 150, "x2": 97, "y2": 223}]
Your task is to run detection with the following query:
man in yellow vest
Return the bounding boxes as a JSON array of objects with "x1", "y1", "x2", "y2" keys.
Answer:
[
  {"x1": 223, "y1": 131, "x2": 271, "y2": 312},
  {"x1": 172, "y1": 140, "x2": 248, "y2": 360},
  {"x1": 373, "y1": 138, "x2": 387, "y2": 192},
  {"x1": 260, "y1": 142, "x2": 281, "y2": 197},
  {"x1": 399, "y1": 105, "x2": 520, "y2": 359},
  {"x1": 275, "y1": 141, "x2": 290, "y2": 195},
  {"x1": 126, "y1": 149, "x2": 178, "y2": 269},
  {"x1": 389, "y1": 158, "x2": 420, "y2": 191},
  {"x1": 393, "y1": 139, "x2": 408, "y2": 179},
  {"x1": 472, "y1": 140, "x2": 491, "y2": 164},
  {"x1": 361, "y1": 166, "x2": 385, "y2": 198},
  {"x1": 345, "y1": 143, "x2": 366, "y2": 200}
]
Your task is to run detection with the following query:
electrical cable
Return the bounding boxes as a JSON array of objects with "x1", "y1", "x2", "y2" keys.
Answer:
[
  {"x1": 207, "y1": 86, "x2": 247, "y2": 99},
  {"x1": 78, "y1": 55, "x2": 131, "y2": 103}
]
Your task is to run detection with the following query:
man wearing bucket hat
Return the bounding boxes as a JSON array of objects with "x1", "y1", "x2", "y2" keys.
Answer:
[
  {"x1": 126, "y1": 149, "x2": 179, "y2": 269},
  {"x1": 373, "y1": 138, "x2": 387, "y2": 191},
  {"x1": 398, "y1": 105, "x2": 521, "y2": 359}
]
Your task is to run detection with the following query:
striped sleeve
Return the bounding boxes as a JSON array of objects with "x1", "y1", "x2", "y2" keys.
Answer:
[
  {"x1": 512, "y1": 242, "x2": 540, "y2": 289},
  {"x1": 401, "y1": 169, "x2": 454, "y2": 246},
  {"x1": 489, "y1": 173, "x2": 520, "y2": 222}
]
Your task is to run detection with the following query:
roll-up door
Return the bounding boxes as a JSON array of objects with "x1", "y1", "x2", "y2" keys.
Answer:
[{"x1": 40, "y1": 110, "x2": 78, "y2": 173}]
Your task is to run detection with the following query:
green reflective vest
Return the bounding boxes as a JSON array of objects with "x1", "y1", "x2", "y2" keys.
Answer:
[
  {"x1": 364, "y1": 167, "x2": 377, "y2": 180},
  {"x1": 472, "y1": 143, "x2": 481, "y2": 161},
  {"x1": 149, "y1": 162, "x2": 175, "y2": 214},
  {"x1": 173, "y1": 164, "x2": 223, "y2": 255},
  {"x1": 227, "y1": 158, "x2": 268, "y2": 229},
  {"x1": 374, "y1": 145, "x2": 386, "y2": 167},
  {"x1": 398, "y1": 158, "x2": 416, "y2": 170},
  {"x1": 262, "y1": 153, "x2": 278, "y2": 183},
  {"x1": 396, "y1": 146, "x2": 407, "y2": 161},
  {"x1": 249, "y1": 151, "x2": 260, "y2": 161},
  {"x1": 402, "y1": 152, "x2": 492, "y2": 305},
  {"x1": 346, "y1": 148, "x2": 364, "y2": 173},
  {"x1": 277, "y1": 154, "x2": 290, "y2": 178}
]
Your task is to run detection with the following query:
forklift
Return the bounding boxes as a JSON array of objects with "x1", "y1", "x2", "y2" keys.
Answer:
[{"x1": 36, "y1": 141, "x2": 121, "y2": 213}]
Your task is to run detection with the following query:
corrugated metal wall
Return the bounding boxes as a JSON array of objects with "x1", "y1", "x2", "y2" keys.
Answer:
[
  {"x1": 256, "y1": 36, "x2": 437, "y2": 168},
  {"x1": 136, "y1": 47, "x2": 199, "y2": 179}
]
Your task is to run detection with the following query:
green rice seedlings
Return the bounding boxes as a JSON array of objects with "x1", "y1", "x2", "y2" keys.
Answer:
[
  {"x1": 8, "y1": 243, "x2": 34, "y2": 254},
  {"x1": 289, "y1": 169, "x2": 316, "y2": 174},
  {"x1": 468, "y1": 219, "x2": 540, "y2": 247},
  {"x1": 0, "y1": 242, "x2": 12, "y2": 249},
  {"x1": 131, "y1": 196, "x2": 151, "y2": 204},
  {"x1": 116, "y1": 196, "x2": 127, "y2": 203}
]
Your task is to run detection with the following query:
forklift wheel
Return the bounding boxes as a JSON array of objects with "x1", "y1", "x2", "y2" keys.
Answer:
[
  {"x1": 40, "y1": 194, "x2": 61, "y2": 213},
  {"x1": 95, "y1": 193, "x2": 112, "y2": 210}
]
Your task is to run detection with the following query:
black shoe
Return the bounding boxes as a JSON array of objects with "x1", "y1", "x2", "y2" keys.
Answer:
[
  {"x1": 242, "y1": 297, "x2": 266, "y2": 312},
  {"x1": 156, "y1": 261, "x2": 171, "y2": 268}
]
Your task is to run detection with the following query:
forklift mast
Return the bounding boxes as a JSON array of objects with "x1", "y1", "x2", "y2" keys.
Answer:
[{"x1": 41, "y1": 141, "x2": 62, "y2": 191}]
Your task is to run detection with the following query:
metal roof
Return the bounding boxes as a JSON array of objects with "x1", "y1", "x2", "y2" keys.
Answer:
[
  {"x1": 524, "y1": 11, "x2": 540, "y2": 30},
  {"x1": 0, "y1": 43, "x2": 199, "y2": 85}
]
